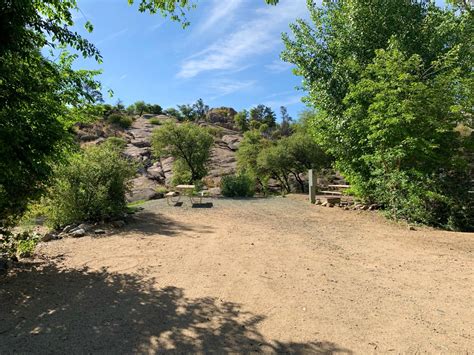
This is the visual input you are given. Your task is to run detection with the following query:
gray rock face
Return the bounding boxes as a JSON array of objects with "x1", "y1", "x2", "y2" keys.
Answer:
[
  {"x1": 146, "y1": 162, "x2": 165, "y2": 181},
  {"x1": 127, "y1": 176, "x2": 161, "y2": 202},
  {"x1": 221, "y1": 134, "x2": 242, "y2": 151},
  {"x1": 63, "y1": 225, "x2": 77, "y2": 233},
  {"x1": 77, "y1": 223, "x2": 93, "y2": 232},
  {"x1": 70, "y1": 228, "x2": 86, "y2": 238},
  {"x1": 41, "y1": 232, "x2": 57, "y2": 242}
]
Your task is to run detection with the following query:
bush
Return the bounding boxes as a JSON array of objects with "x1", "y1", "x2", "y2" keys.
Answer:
[
  {"x1": 107, "y1": 113, "x2": 132, "y2": 129},
  {"x1": 44, "y1": 144, "x2": 136, "y2": 228},
  {"x1": 104, "y1": 137, "x2": 127, "y2": 150},
  {"x1": 0, "y1": 230, "x2": 39, "y2": 260},
  {"x1": 149, "y1": 118, "x2": 161, "y2": 125},
  {"x1": 221, "y1": 174, "x2": 255, "y2": 197}
]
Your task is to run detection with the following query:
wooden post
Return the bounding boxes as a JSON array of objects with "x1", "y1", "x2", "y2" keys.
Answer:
[{"x1": 309, "y1": 169, "x2": 316, "y2": 204}]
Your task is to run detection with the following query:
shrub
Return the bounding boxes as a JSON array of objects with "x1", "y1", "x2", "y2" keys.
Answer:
[
  {"x1": 0, "y1": 231, "x2": 39, "y2": 260},
  {"x1": 104, "y1": 137, "x2": 127, "y2": 150},
  {"x1": 221, "y1": 174, "x2": 255, "y2": 197},
  {"x1": 44, "y1": 144, "x2": 136, "y2": 228},
  {"x1": 149, "y1": 118, "x2": 161, "y2": 125},
  {"x1": 107, "y1": 113, "x2": 132, "y2": 129}
]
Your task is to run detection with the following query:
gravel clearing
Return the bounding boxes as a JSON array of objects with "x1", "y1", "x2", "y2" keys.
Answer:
[{"x1": 1, "y1": 196, "x2": 472, "y2": 353}]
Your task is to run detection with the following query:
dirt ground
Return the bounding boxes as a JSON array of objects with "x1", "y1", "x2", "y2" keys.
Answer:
[{"x1": 1, "y1": 196, "x2": 473, "y2": 353}]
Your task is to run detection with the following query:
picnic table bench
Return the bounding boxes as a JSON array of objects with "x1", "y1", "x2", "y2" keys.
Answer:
[
  {"x1": 319, "y1": 184, "x2": 350, "y2": 196},
  {"x1": 166, "y1": 185, "x2": 209, "y2": 205}
]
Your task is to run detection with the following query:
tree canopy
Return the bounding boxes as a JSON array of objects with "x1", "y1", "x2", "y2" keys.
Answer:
[
  {"x1": 152, "y1": 123, "x2": 214, "y2": 183},
  {"x1": 282, "y1": 0, "x2": 473, "y2": 230}
]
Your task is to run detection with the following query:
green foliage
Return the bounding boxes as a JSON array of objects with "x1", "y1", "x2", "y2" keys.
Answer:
[
  {"x1": 0, "y1": 0, "x2": 280, "y2": 232},
  {"x1": 192, "y1": 98, "x2": 209, "y2": 120},
  {"x1": 148, "y1": 104, "x2": 163, "y2": 115},
  {"x1": 237, "y1": 130, "x2": 270, "y2": 182},
  {"x1": 171, "y1": 159, "x2": 193, "y2": 186},
  {"x1": 0, "y1": 231, "x2": 39, "y2": 260},
  {"x1": 152, "y1": 122, "x2": 214, "y2": 183},
  {"x1": 282, "y1": 0, "x2": 473, "y2": 230},
  {"x1": 234, "y1": 110, "x2": 250, "y2": 132},
  {"x1": 174, "y1": 99, "x2": 209, "y2": 121},
  {"x1": 221, "y1": 174, "x2": 255, "y2": 197},
  {"x1": 149, "y1": 118, "x2": 161, "y2": 125},
  {"x1": 163, "y1": 107, "x2": 183, "y2": 120},
  {"x1": 134, "y1": 100, "x2": 147, "y2": 116},
  {"x1": 107, "y1": 114, "x2": 133, "y2": 128},
  {"x1": 249, "y1": 105, "x2": 276, "y2": 129},
  {"x1": 237, "y1": 129, "x2": 329, "y2": 193},
  {"x1": 104, "y1": 137, "x2": 127, "y2": 150},
  {"x1": 126, "y1": 101, "x2": 162, "y2": 116},
  {"x1": 207, "y1": 126, "x2": 224, "y2": 137},
  {"x1": 44, "y1": 144, "x2": 136, "y2": 228},
  {"x1": 0, "y1": 50, "x2": 101, "y2": 229}
]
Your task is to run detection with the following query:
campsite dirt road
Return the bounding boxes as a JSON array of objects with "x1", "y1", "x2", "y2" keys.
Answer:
[{"x1": 1, "y1": 197, "x2": 473, "y2": 353}]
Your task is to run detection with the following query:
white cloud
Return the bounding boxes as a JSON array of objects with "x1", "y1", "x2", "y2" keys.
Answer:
[
  {"x1": 263, "y1": 94, "x2": 303, "y2": 108},
  {"x1": 197, "y1": 0, "x2": 244, "y2": 33},
  {"x1": 177, "y1": 0, "x2": 307, "y2": 79},
  {"x1": 97, "y1": 28, "x2": 128, "y2": 45},
  {"x1": 265, "y1": 59, "x2": 293, "y2": 73},
  {"x1": 208, "y1": 79, "x2": 257, "y2": 99},
  {"x1": 148, "y1": 22, "x2": 163, "y2": 33},
  {"x1": 119, "y1": 74, "x2": 127, "y2": 80}
]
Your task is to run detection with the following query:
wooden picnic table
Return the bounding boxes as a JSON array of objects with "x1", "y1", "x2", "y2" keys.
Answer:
[
  {"x1": 176, "y1": 184, "x2": 195, "y2": 192},
  {"x1": 166, "y1": 185, "x2": 207, "y2": 205}
]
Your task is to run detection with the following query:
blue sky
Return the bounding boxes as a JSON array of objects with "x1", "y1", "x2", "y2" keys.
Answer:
[
  {"x1": 71, "y1": 0, "x2": 447, "y2": 119},
  {"x1": 71, "y1": 0, "x2": 311, "y2": 119}
]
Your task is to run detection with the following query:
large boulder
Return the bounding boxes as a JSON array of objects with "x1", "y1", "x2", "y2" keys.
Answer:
[
  {"x1": 221, "y1": 134, "x2": 242, "y2": 151},
  {"x1": 206, "y1": 107, "x2": 237, "y2": 129},
  {"x1": 127, "y1": 176, "x2": 162, "y2": 202}
]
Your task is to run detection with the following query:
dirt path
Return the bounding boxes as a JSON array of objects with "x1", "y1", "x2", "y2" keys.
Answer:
[{"x1": 1, "y1": 197, "x2": 473, "y2": 353}]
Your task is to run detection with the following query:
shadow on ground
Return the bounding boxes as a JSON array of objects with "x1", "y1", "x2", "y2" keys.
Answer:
[
  {"x1": 191, "y1": 202, "x2": 214, "y2": 209},
  {"x1": 0, "y1": 262, "x2": 352, "y2": 354},
  {"x1": 112, "y1": 211, "x2": 214, "y2": 237}
]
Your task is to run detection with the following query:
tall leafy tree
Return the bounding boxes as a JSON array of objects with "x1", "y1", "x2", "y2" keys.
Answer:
[
  {"x1": 192, "y1": 98, "x2": 209, "y2": 120},
  {"x1": 234, "y1": 110, "x2": 250, "y2": 132},
  {"x1": 282, "y1": 0, "x2": 473, "y2": 230},
  {"x1": 152, "y1": 122, "x2": 213, "y2": 183}
]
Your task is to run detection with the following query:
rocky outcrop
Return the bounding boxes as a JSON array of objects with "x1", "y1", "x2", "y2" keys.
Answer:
[
  {"x1": 76, "y1": 113, "x2": 242, "y2": 201},
  {"x1": 205, "y1": 107, "x2": 237, "y2": 130}
]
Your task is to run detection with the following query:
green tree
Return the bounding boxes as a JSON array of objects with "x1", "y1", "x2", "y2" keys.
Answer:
[
  {"x1": 278, "y1": 106, "x2": 293, "y2": 137},
  {"x1": 177, "y1": 104, "x2": 196, "y2": 121},
  {"x1": 257, "y1": 143, "x2": 293, "y2": 193},
  {"x1": 281, "y1": 132, "x2": 331, "y2": 192},
  {"x1": 192, "y1": 98, "x2": 209, "y2": 120},
  {"x1": 0, "y1": 0, "x2": 282, "y2": 231},
  {"x1": 249, "y1": 105, "x2": 276, "y2": 128},
  {"x1": 149, "y1": 103, "x2": 163, "y2": 115},
  {"x1": 237, "y1": 130, "x2": 270, "y2": 189},
  {"x1": 134, "y1": 100, "x2": 147, "y2": 116},
  {"x1": 163, "y1": 107, "x2": 183, "y2": 120},
  {"x1": 282, "y1": 0, "x2": 473, "y2": 230},
  {"x1": 152, "y1": 122, "x2": 214, "y2": 183},
  {"x1": 234, "y1": 110, "x2": 250, "y2": 132}
]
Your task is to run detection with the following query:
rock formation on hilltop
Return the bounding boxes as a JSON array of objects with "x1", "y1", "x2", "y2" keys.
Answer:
[{"x1": 76, "y1": 112, "x2": 242, "y2": 202}]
